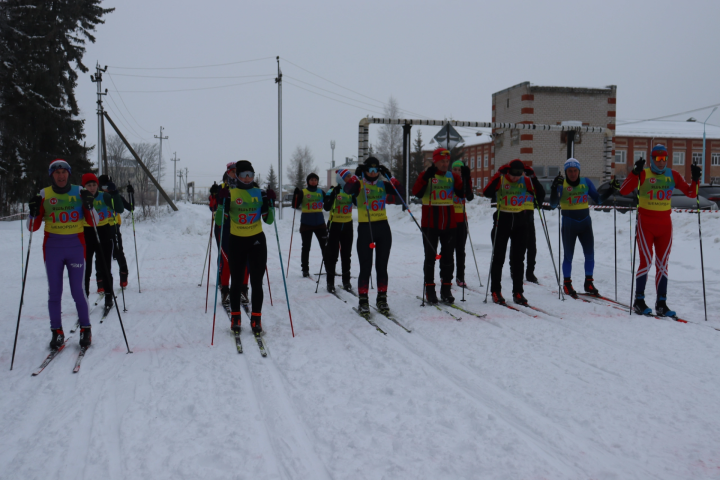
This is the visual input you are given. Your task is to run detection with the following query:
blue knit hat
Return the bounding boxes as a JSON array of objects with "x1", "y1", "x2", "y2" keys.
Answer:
[{"x1": 564, "y1": 158, "x2": 580, "y2": 172}]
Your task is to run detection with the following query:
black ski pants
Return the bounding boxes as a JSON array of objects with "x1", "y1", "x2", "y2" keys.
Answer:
[
  {"x1": 509, "y1": 210, "x2": 536, "y2": 276},
  {"x1": 324, "y1": 221, "x2": 353, "y2": 286},
  {"x1": 300, "y1": 223, "x2": 327, "y2": 274},
  {"x1": 422, "y1": 227, "x2": 456, "y2": 285},
  {"x1": 357, "y1": 220, "x2": 392, "y2": 295},
  {"x1": 454, "y1": 221, "x2": 468, "y2": 281},
  {"x1": 490, "y1": 211, "x2": 527, "y2": 295},
  {"x1": 228, "y1": 232, "x2": 267, "y2": 316},
  {"x1": 112, "y1": 224, "x2": 129, "y2": 275},
  {"x1": 84, "y1": 224, "x2": 114, "y2": 298}
]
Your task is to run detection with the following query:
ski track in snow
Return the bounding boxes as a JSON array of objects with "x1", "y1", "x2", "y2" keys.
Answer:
[{"x1": 1, "y1": 202, "x2": 720, "y2": 480}]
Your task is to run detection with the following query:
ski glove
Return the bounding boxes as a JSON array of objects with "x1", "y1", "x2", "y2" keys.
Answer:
[
  {"x1": 551, "y1": 173, "x2": 564, "y2": 189},
  {"x1": 126, "y1": 183, "x2": 135, "y2": 194},
  {"x1": 524, "y1": 166, "x2": 536, "y2": 178},
  {"x1": 498, "y1": 165, "x2": 510, "y2": 175},
  {"x1": 423, "y1": 165, "x2": 438, "y2": 181},
  {"x1": 609, "y1": 178, "x2": 621, "y2": 191},
  {"x1": 632, "y1": 159, "x2": 645, "y2": 176},
  {"x1": 378, "y1": 165, "x2": 392, "y2": 178},
  {"x1": 355, "y1": 164, "x2": 368, "y2": 177},
  {"x1": 691, "y1": 163, "x2": 702, "y2": 181},
  {"x1": 460, "y1": 165, "x2": 471, "y2": 182},
  {"x1": 80, "y1": 189, "x2": 95, "y2": 210},
  {"x1": 28, "y1": 195, "x2": 42, "y2": 217},
  {"x1": 216, "y1": 186, "x2": 230, "y2": 201},
  {"x1": 266, "y1": 188, "x2": 276, "y2": 201},
  {"x1": 106, "y1": 181, "x2": 117, "y2": 193}
]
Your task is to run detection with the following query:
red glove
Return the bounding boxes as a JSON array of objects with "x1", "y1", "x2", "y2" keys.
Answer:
[
  {"x1": 217, "y1": 187, "x2": 230, "y2": 202},
  {"x1": 266, "y1": 189, "x2": 276, "y2": 201},
  {"x1": 390, "y1": 177, "x2": 400, "y2": 189}
]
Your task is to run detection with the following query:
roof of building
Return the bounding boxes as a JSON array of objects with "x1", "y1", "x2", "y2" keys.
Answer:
[
  {"x1": 423, "y1": 132, "x2": 493, "y2": 152},
  {"x1": 326, "y1": 160, "x2": 359, "y2": 172},
  {"x1": 615, "y1": 120, "x2": 720, "y2": 139}
]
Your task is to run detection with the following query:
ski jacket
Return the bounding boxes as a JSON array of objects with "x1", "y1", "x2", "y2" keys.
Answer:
[
  {"x1": 226, "y1": 182, "x2": 274, "y2": 237},
  {"x1": 28, "y1": 185, "x2": 96, "y2": 235},
  {"x1": 549, "y1": 177, "x2": 611, "y2": 221},
  {"x1": 343, "y1": 174, "x2": 402, "y2": 223},
  {"x1": 293, "y1": 186, "x2": 325, "y2": 227},
  {"x1": 482, "y1": 170, "x2": 545, "y2": 213},
  {"x1": 324, "y1": 185, "x2": 354, "y2": 224},
  {"x1": 412, "y1": 170, "x2": 464, "y2": 230},
  {"x1": 620, "y1": 168, "x2": 698, "y2": 219}
]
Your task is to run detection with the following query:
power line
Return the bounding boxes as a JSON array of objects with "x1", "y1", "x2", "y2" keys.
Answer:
[
  {"x1": 105, "y1": 94, "x2": 149, "y2": 141},
  {"x1": 110, "y1": 73, "x2": 276, "y2": 80},
  {"x1": 616, "y1": 102, "x2": 720, "y2": 126},
  {"x1": 108, "y1": 56, "x2": 275, "y2": 70},
  {"x1": 107, "y1": 78, "x2": 273, "y2": 93},
  {"x1": 103, "y1": 102, "x2": 149, "y2": 142},
  {"x1": 283, "y1": 80, "x2": 385, "y2": 116},
  {"x1": 285, "y1": 75, "x2": 391, "y2": 110},
  {"x1": 106, "y1": 73, "x2": 155, "y2": 134}
]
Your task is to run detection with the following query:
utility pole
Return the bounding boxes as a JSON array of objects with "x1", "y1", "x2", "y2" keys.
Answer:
[
  {"x1": 154, "y1": 127, "x2": 168, "y2": 208},
  {"x1": 170, "y1": 152, "x2": 180, "y2": 201},
  {"x1": 275, "y1": 56, "x2": 283, "y2": 218},
  {"x1": 90, "y1": 62, "x2": 108, "y2": 176}
]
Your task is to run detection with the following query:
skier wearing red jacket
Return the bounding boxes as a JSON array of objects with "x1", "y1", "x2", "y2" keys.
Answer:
[
  {"x1": 482, "y1": 159, "x2": 545, "y2": 305},
  {"x1": 620, "y1": 144, "x2": 701, "y2": 317},
  {"x1": 412, "y1": 147, "x2": 470, "y2": 304}
]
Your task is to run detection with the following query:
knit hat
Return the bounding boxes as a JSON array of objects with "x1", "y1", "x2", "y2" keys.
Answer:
[
  {"x1": 564, "y1": 158, "x2": 581, "y2": 172},
  {"x1": 452, "y1": 160, "x2": 465, "y2": 169},
  {"x1": 432, "y1": 148, "x2": 451, "y2": 162},
  {"x1": 98, "y1": 174, "x2": 111, "y2": 187},
  {"x1": 306, "y1": 172, "x2": 319, "y2": 184},
  {"x1": 651, "y1": 145, "x2": 668, "y2": 158},
  {"x1": 364, "y1": 156, "x2": 381, "y2": 169},
  {"x1": 508, "y1": 159, "x2": 525, "y2": 176},
  {"x1": 226, "y1": 161, "x2": 237, "y2": 172},
  {"x1": 48, "y1": 159, "x2": 72, "y2": 176},
  {"x1": 81, "y1": 173, "x2": 99, "y2": 187},
  {"x1": 235, "y1": 160, "x2": 254, "y2": 173}
]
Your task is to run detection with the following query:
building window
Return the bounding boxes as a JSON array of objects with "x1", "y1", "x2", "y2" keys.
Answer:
[
  {"x1": 634, "y1": 150, "x2": 646, "y2": 163},
  {"x1": 673, "y1": 152, "x2": 685, "y2": 166},
  {"x1": 547, "y1": 166, "x2": 560, "y2": 178},
  {"x1": 712, "y1": 153, "x2": 720, "y2": 166},
  {"x1": 692, "y1": 152, "x2": 703, "y2": 165},
  {"x1": 711, "y1": 176, "x2": 720, "y2": 184},
  {"x1": 615, "y1": 150, "x2": 627, "y2": 165},
  {"x1": 470, "y1": 157, "x2": 475, "y2": 169},
  {"x1": 484, "y1": 176, "x2": 488, "y2": 187},
  {"x1": 484, "y1": 154, "x2": 488, "y2": 168}
]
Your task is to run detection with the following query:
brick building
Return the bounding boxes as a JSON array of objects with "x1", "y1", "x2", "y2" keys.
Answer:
[
  {"x1": 492, "y1": 82, "x2": 616, "y2": 184},
  {"x1": 422, "y1": 133, "x2": 495, "y2": 191},
  {"x1": 613, "y1": 120, "x2": 720, "y2": 184}
]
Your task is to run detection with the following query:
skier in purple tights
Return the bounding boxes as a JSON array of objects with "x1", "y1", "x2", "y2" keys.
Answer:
[{"x1": 28, "y1": 160, "x2": 97, "y2": 350}]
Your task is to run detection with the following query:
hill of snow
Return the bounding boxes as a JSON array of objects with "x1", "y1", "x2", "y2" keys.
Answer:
[{"x1": 1, "y1": 201, "x2": 719, "y2": 479}]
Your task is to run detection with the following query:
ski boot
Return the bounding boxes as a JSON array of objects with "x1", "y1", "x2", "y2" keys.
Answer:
[
  {"x1": 633, "y1": 294, "x2": 652, "y2": 315},
  {"x1": 440, "y1": 283, "x2": 455, "y2": 304},
  {"x1": 104, "y1": 294, "x2": 114, "y2": 309},
  {"x1": 376, "y1": 292, "x2": 389, "y2": 312},
  {"x1": 526, "y1": 271, "x2": 539, "y2": 284},
  {"x1": 79, "y1": 326, "x2": 92, "y2": 348},
  {"x1": 456, "y1": 278, "x2": 467, "y2": 288},
  {"x1": 221, "y1": 285, "x2": 230, "y2": 305},
  {"x1": 49, "y1": 328, "x2": 65, "y2": 350},
  {"x1": 492, "y1": 291, "x2": 506, "y2": 305},
  {"x1": 342, "y1": 280, "x2": 353, "y2": 291},
  {"x1": 96, "y1": 277, "x2": 104, "y2": 294},
  {"x1": 358, "y1": 294, "x2": 370, "y2": 315},
  {"x1": 563, "y1": 278, "x2": 578, "y2": 299},
  {"x1": 584, "y1": 276, "x2": 599, "y2": 296},
  {"x1": 424, "y1": 284, "x2": 439, "y2": 304},
  {"x1": 251, "y1": 313, "x2": 263, "y2": 334},
  {"x1": 655, "y1": 296, "x2": 677, "y2": 318},
  {"x1": 302, "y1": 270, "x2": 310, "y2": 278},
  {"x1": 231, "y1": 313, "x2": 242, "y2": 333},
  {"x1": 512, "y1": 292, "x2": 529, "y2": 306},
  {"x1": 327, "y1": 283, "x2": 336, "y2": 294},
  {"x1": 240, "y1": 286, "x2": 250, "y2": 305},
  {"x1": 120, "y1": 271, "x2": 128, "y2": 289}
]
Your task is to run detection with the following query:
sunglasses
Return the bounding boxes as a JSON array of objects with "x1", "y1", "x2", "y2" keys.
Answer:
[
  {"x1": 653, "y1": 156, "x2": 668, "y2": 162},
  {"x1": 367, "y1": 167, "x2": 378, "y2": 174},
  {"x1": 238, "y1": 171, "x2": 254, "y2": 179}
]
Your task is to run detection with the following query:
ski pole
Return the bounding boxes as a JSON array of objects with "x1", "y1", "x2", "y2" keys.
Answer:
[
  {"x1": 205, "y1": 218, "x2": 215, "y2": 313},
  {"x1": 266, "y1": 266, "x2": 273, "y2": 306},
  {"x1": 613, "y1": 181, "x2": 617, "y2": 302},
  {"x1": 271, "y1": 201, "x2": 295, "y2": 337},
  {"x1": 316, "y1": 195, "x2": 337, "y2": 294},
  {"x1": 21, "y1": 203, "x2": 24, "y2": 286},
  {"x1": 129, "y1": 191, "x2": 141, "y2": 293},
  {"x1": 384, "y1": 178, "x2": 439, "y2": 257},
  {"x1": 695, "y1": 183, "x2": 708, "y2": 321},
  {"x1": 210, "y1": 198, "x2": 227, "y2": 345},
  {"x1": 286, "y1": 207, "x2": 296, "y2": 278},
  {"x1": 88, "y1": 204, "x2": 132, "y2": 353},
  {"x1": 557, "y1": 208, "x2": 561, "y2": 300},
  {"x1": 465, "y1": 216, "x2": 484, "y2": 289},
  {"x1": 629, "y1": 210, "x2": 637, "y2": 316},
  {"x1": 199, "y1": 214, "x2": 213, "y2": 286},
  {"x1": 534, "y1": 198, "x2": 564, "y2": 301},
  {"x1": 110, "y1": 198, "x2": 127, "y2": 313},
  {"x1": 10, "y1": 220, "x2": 34, "y2": 370},
  {"x1": 484, "y1": 209, "x2": 501, "y2": 303},
  {"x1": 360, "y1": 178, "x2": 378, "y2": 290}
]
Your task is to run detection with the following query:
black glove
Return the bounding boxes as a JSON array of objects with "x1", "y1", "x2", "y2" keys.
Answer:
[
  {"x1": 80, "y1": 189, "x2": 94, "y2": 210},
  {"x1": 422, "y1": 165, "x2": 438, "y2": 181},
  {"x1": 355, "y1": 164, "x2": 367, "y2": 177},
  {"x1": 551, "y1": 173, "x2": 564, "y2": 189},
  {"x1": 216, "y1": 187, "x2": 230, "y2": 202},
  {"x1": 333, "y1": 185, "x2": 341, "y2": 195},
  {"x1": 28, "y1": 195, "x2": 42, "y2": 217},
  {"x1": 609, "y1": 178, "x2": 621, "y2": 191},
  {"x1": 126, "y1": 183, "x2": 134, "y2": 194},
  {"x1": 106, "y1": 181, "x2": 117, "y2": 193},
  {"x1": 266, "y1": 188, "x2": 276, "y2": 201},
  {"x1": 460, "y1": 165, "x2": 471, "y2": 181},
  {"x1": 209, "y1": 183, "x2": 220, "y2": 195},
  {"x1": 498, "y1": 165, "x2": 510, "y2": 175},
  {"x1": 691, "y1": 163, "x2": 702, "y2": 182},
  {"x1": 378, "y1": 165, "x2": 392, "y2": 178},
  {"x1": 524, "y1": 166, "x2": 536, "y2": 178},
  {"x1": 632, "y1": 158, "x2": 645, "y2": 176}
]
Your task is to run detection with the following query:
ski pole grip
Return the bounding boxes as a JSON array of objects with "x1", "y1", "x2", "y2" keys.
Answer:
[{"x1": 370, "y1": 242, "x2": 376, "y2": 249}]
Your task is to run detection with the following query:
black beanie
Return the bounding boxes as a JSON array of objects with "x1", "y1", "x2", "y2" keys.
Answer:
[
  {"x1": 364, "y1": 156, "x2": 380, "y2": 169},
  {"x1": 508, "y1": 159, "x2": 525, "y2": 175},
  {"x1": 306, "y1": 172, "x2": 319, "y2": 183},
  {"x1": 235, "y1": 160, "x2": 254, "y2": 173},
  {"x1": 98, "y1": 174, "x2": 111, "y2": 186}
]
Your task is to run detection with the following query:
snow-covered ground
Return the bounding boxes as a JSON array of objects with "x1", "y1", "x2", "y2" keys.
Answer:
[{"x1": 1, "y1": 201, "x2": 719, "y2": 480}]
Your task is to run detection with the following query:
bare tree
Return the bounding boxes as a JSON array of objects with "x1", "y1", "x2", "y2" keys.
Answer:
[
  {"x1": 129, "y1": 142, "x2": 159, "y2": 216},
  {"x1": 376, "y1": 96, "x2": 403, "y2": 172},
  {"x1": 287, "y1": 145, "x2": 316, "y2": 190}
]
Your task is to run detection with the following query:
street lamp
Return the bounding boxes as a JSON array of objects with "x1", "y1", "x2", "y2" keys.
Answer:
[
  {"x1": 330, "y1": 140, "x2": 336, "y2": 168},
  {"x1": 701, "y1": 107, "x2": 718, "y2": 184}
]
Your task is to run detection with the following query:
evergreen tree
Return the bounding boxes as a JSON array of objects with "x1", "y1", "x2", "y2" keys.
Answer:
[
  {"x1": 266, "y1": 164, "x2": 278, "y2": 192},
  {"x1": 410, "y1": 130, "x2": 426, "y2": 181},
  {"x1": 0, "y1": 0, "x2": 113, "y2": 213}
]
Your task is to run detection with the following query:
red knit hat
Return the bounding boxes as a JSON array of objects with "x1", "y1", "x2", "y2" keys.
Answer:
[
  {"x1": 81, "y1": 173, "x2": 99, "y2": 187},
  {"x1": 432, "y1": 147, "x2": 451, "y2": 162}
]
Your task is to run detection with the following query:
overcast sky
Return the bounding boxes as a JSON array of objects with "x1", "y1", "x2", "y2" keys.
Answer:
[{"x1": 77, "y1": 0, "x2": 720, "y2": 191}]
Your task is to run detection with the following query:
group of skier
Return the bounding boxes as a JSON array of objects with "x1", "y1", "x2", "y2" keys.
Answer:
[{"x1": 26, "y1": 140, "x2": 702, "y2": 357}]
